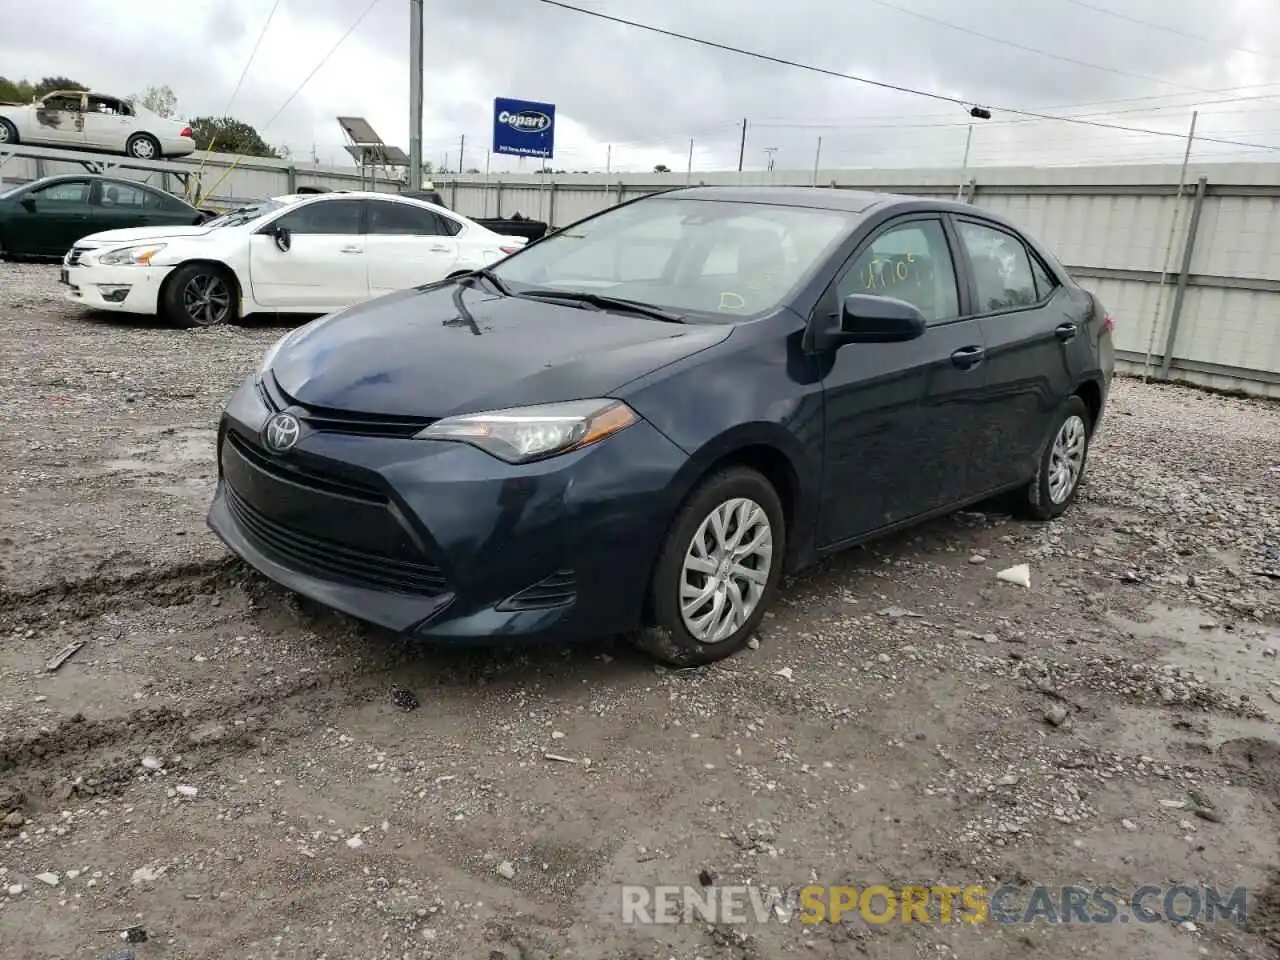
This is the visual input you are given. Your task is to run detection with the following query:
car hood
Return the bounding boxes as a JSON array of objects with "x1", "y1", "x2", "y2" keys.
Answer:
[
  {"x1": 270, "y1": 284, "x2": 733, "y2": 419},
  {"x1": 75, "y1": 225, "x2": 211, "y2": 247}
]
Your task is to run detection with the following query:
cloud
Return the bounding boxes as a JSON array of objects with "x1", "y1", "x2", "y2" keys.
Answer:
[{"x1": 2, "y1": 0, "x2": 1279, "y2": 174}]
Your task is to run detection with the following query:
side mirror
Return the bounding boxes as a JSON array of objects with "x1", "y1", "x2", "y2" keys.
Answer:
[
  {"x1": 837, "y1": 294, "x2": 927, "y2": 344},
  {"x1": 20, "y1": 197, "x2": 36, "y2": 213},
  {"x1": 273, "y1": 225, "x2": 291, "y2": 253}
]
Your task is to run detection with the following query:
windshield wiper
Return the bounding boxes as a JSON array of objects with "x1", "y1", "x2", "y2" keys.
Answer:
[
  {"x1": 457, "y1": 268, "x2": 510, "y2": 297},
  {"x1": 520, "y1": 290, "x2": 685, "y2": 324}
]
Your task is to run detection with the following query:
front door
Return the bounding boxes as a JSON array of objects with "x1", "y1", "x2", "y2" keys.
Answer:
[
  {"x1": 364, "y1": 199, "x2": 461, "y2": 296},
  {"x1": 13, "y1": 178, "x2": 95, "y2": 255},
  {"x1": 31, "y1": 94, "x2": 85, "y2": 148},
  {"x1": 90, "y1": 180, "x2": 165, "y2": 232},
  {"x1": 817, "y1": 216, "x2": 989, "y2": 545},
  {"x1": 951, "y1": 217, "x2": 1083, "y2": 494},
  {"x1": 248, "y1": 198, "x2": 368, "y2": 309}
]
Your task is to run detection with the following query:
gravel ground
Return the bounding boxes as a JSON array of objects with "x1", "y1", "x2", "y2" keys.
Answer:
[{"x1": 1, "y1": 260, "x2": 1278, "y2": 960}]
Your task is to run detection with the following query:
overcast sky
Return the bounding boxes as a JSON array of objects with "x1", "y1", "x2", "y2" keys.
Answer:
[{"x1": 2, "y1": 0, "x2": 1279, "y2": 176}]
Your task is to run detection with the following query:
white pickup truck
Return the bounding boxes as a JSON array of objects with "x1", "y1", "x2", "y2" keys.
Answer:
[{"x1": 0, "y1": 89, "x2": 196, "y2": 160}]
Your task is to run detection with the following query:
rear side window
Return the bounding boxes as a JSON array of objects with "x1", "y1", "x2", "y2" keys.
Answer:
[
  {"x1": 368, "y1": 200, "x2": 452, "y2": 236},
  {"x1": 1029, "y1": 253, "x2": 1058, "y2": 301},
  {"x1": 838, "y1": 219, "x2": 960, "y2": 325},
  {"x1": 955, "y1": 220, "x2": 1041, "y2": 313}
]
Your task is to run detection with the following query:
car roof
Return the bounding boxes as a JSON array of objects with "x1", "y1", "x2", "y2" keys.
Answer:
[
  {"x1": 652, "y1": 185, "x2": 978, "y2": 216},
  {"x1": 19, "y1": 172, "x2": 189, "y2": 194}
]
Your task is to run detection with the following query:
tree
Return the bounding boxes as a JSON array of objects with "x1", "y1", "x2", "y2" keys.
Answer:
[
  {"x1": 465, "y1": 167, "x2": 482, "y2": 174},
  {"x1": 33, "y1": 76, "x2": 87, "y2": 98},
  {"x1": 0, "y1": 75, "x2": 87, "y2": 103},
  {"x1": 189, "y1": 116, "x2": 279, "y2": 158},
  {"x1": 128, "y1": 84, "x2": 177, "y2": 118},
  {"x1": 653, "y1": 164, "x2": 671, "y2": 173}
]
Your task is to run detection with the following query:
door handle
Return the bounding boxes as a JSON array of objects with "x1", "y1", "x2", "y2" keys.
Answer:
[
  {"x1": 339, "y1": 245, "x2": 362, "y2": 254},
  {"x1": 1055, "y1": 322, "x2": 1079, "y2": 343},
  {"x1": 429, "y1": 245, "x2": 450, "y2": 252},
  {"x1": 950, "y1": 345, "x2": 985, "y2": 369}
]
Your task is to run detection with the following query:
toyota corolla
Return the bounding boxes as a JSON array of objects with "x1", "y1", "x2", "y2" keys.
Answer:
[{"x1": 207, "y1": 186, "x2": 1113, "y2": 665}]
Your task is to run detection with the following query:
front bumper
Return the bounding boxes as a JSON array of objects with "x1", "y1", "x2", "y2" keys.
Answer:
[
  {"x1": 62, "y1": 262, "x2": 170, "y2": 314},
  {"x1": 206, "y1": 375, "x2": 689, "y2": 643}
]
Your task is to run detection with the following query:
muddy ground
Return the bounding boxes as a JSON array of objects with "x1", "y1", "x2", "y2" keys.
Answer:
[{"x1": 0, "y1": 260, "x2": 1278, "y2": 960}]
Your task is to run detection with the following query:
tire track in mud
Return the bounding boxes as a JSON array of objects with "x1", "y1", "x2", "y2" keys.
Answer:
[{"x1": 0, "y1": 555, "x2": 240, "y2": 619}]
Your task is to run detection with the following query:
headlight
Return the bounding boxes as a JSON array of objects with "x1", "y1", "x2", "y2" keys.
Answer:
[
  {"x1": 95, "y1": 244, "x2": 167, "y2": 266},
  {"x1": 416, "y1": 399, "x2": 637, "y2": 463}
]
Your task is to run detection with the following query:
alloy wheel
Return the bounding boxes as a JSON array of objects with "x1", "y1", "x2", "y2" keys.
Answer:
[
  {"x1": 1048, "y1": 414, "x2": 1087, "y2": 504},
  {"x1": 182, "y1": 273, "x2": 231, "y2": 326},
  {"x1": 679, "y1": 497, "x2": 773, "y2": 644},
  {"x1": 131, "y1": 138, "x2": 156, "y2": 159}
]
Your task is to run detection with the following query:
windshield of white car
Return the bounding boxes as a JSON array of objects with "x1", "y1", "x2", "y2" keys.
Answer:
[
  {"x1": 203, "y1": 200, "x2": 286, "y2": 229},
  {"x1": 488, "y1": 197, "x2": 856, "y2": 322}
]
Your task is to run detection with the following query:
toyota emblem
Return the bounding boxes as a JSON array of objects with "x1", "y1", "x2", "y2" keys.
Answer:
[{"x1": 263, "y1": 412, "x2": 301, "y2": 452}]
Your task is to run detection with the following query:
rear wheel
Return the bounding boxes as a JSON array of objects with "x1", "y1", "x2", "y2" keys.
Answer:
[
  {"x1": 161, "y1": 264, "x2": 237, "y2": 328},
  {"x1": 630, "y1": 466, "x2": 785, "y2": 666},
  {"x1": 0, "y1": 119, "x2": 17, "y2": 145},
  {"x1": 1015, "y1": 395, "x2": 1091, "y2": 521},
  {"x1": 126, "y1": 133, "x2": 161, "y2": 160}
]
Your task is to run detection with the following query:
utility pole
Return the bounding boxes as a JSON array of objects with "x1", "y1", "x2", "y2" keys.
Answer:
[
  {"x1": 956, "y1": 123, "x2": 974, "y2": 200},
  {"x1": 606, "y1": 144, "x2": 611, "y2": 174},
  {"x1": 764, "y1": 146, "x2": 777, "y2": 172},
  {"x1": 686, "y1": 138, "x2": 694, "y2": 184},
  {"x1": 458, "y1": 133, "x2": 465, "y2": 173},
  {"x1": 811, "y1": 136, "x2": 822, "y2": 186},
  {"x1": 737, "y1": 118, "x2": 747, "y2": 172},
  {"x1": 408, "y1": 0, "x2": 423, "y2": 189}
]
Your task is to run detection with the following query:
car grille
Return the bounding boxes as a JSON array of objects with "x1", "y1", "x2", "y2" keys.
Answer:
[
  {"x1": 220, "y1": 430, "x2": 449, "y2": 598},
  {"x1": 261, "y1": 373, "x2": 436, "y2": 439},
  {"x1": 65, "y1": 246, "x2": 90, "y2": 266},
  {"x1": 224, "y1": 483, "x2": 449, "y2": 597},
  {"x1": 498, "y1": 570, "x2": 578, "y2": 611}
]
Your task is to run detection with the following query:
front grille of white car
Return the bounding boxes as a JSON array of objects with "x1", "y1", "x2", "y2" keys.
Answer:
[{"x1": 65, "y1": 246, "x2": 91, "y2": 266}]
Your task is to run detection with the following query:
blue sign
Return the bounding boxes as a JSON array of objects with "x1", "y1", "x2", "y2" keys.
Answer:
[{"x1": 492, "y1": 97, "x2": 555, "y2": 159}]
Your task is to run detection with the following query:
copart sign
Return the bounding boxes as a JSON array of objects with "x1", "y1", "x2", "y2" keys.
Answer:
[{"x1": 492, "y1": 97, "x2": 556, "y2": 159}]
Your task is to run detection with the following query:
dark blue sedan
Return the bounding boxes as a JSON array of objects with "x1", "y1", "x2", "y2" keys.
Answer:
[{"x1": 207, "y1": 187, "x2": 1114, "y2": 665}]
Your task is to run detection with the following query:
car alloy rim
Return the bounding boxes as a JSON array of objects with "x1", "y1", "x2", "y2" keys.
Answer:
[
  {"x1": 679, "y1": 497, "x2": 773, "y2": 644},
  {"x1": 0, "y1": 126, "x2": 9, "y2": 143},
  {"x1": 133, "y1": 139, "x2": 155, "y2": 158},
  {"x1": 183, "y1": 274, "x2": 231, "y2": 326},
  {"x1": 1048, "y1": 414, "x2": 1087, "y2": 504}
]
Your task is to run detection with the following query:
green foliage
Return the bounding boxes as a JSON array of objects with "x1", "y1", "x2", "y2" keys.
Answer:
[
  {"x1": 189, "y1": 116, "x2": 280, "y2": 159},
  {"x1": 653, "y1": 164, "x2": 671, "y2": 173},
  {"x1": 0, "y1": 75, "x2": 88, "y2": 103},
  {"x1": 128, "y1": 85, "x2": 178, "y2": 119}
]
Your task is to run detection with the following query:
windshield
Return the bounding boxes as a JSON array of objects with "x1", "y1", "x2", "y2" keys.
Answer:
[
  {"x1": 489, "y1": 197, "x2": 856, "y2": 321},
  {"x1": 203, "y1": 199, "x2": 286, "y2": 229}
]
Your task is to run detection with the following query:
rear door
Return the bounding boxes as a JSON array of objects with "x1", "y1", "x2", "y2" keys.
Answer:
[
  {"x1": 817, "y1": 215, "x2": 989, "y2": 544},
  {"x1": 80, "y1": 95, "x2": 132, "y2": 152},
  {"x1": 30, "y1": 94, "x2": 86, "y2": 148},
  {"x1": 950, "y1": 216, "x2": 1083, "y2": 493},
  {"x1": 364, "y1": 199, "x2": 461, "y2": 296},
  {"x1": 90, "y1": 180, "x2": 180, "y2": 232},
  {"x1": 248, "y1": 198, "x2": 368, "y2": 309}
]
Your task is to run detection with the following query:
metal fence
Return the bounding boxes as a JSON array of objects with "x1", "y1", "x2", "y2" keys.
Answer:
[{"x1": 3, "y1": 148, "x2": 1277, "y2": 397}]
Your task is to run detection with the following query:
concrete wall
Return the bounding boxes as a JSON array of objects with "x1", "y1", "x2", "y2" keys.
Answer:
[{"x1": 3, "y1": 147, "x2": 1277, "y2": 397}]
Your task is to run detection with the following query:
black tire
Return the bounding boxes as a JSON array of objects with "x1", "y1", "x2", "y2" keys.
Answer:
[
  {"x1": 0, "y1": 119, "x2": 18, "y2": 146},
  {"x1": 1015, "y1": 395, "x2": 1092, "y2": 522},
  {"x1": 160, "y1": 263, "x2": 238, "y2": 329},
  {"x1": 126, "y1": 133, "x2": 162, "y2": 160},
  {"x1": 630, "y1": 466, "x2": 786, "y2": 667}
]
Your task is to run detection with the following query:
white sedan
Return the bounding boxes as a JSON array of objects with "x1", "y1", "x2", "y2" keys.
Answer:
[
  {"x1": 60, "y1": 192, "x2": 529, "y2": 327},
  {"x1": 0, "y1": 90, "x2": 195, "y2": 160}
]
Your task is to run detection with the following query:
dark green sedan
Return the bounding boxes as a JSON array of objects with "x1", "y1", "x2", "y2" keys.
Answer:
[{"x1": 0, "y1": 174, "x2": 207, "y2": 259}]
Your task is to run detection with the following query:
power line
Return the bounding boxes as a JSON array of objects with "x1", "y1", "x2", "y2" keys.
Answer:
[
  {"x1": 260, "y1": 0, "x2": 385, "y2": 133},
  {"x1": 223, "y1": 0, "x2": 283, "y2": 115},
  {"x1": 527, "y1": 0, "x2": 1280, "y2": 151},
  {"x1": 1060, "y1": 0, "x2": 1280, "y2": 62},
  {"x1": 861, "y1": 0, "x2": 1224, "y2": 94}
]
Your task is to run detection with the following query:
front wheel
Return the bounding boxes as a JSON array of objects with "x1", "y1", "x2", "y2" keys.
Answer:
[
  {"x1": 161, "y1": 264, "x2": 237, "y2": 328},
  {"x1": 1016, "y1": 395, "x2": 1092, "y2": 521},
  {"x1": 0, "y1": 119, "x2": 18, "y2": 146},
  {"x1": 630, "y1": 466, "x2": 786, "y2": 666}
]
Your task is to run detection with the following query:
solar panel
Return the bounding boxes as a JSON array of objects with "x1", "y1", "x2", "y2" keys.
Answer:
[
  {"x1": 344, "y1": 144, "x2": 410, "y2": 166},
  {"x1": 337, "y1": 116, "x2": 384, "y2": 146}
]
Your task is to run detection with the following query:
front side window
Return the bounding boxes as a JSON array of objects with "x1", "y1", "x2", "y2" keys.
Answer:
[
  {"x1": 489, "y1": 197, "x2": 856, "y2": 321},
  {"x1": 32, "y1": 181, "x2": 89, "y2": 203},
  {"x1": 956, "y1": 221, "x2": 1039, "y2": 313},
  {"x1": 271, "y1": 199, "x2": 364, "y2": 235},
  {"x1": 838, "y1": 219, "x2": 960, "y2": 324}
]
